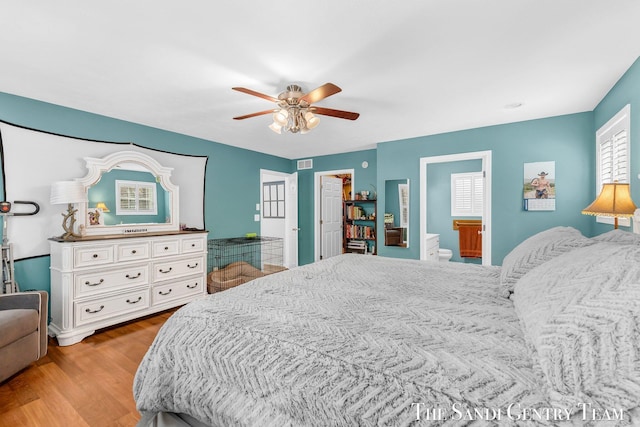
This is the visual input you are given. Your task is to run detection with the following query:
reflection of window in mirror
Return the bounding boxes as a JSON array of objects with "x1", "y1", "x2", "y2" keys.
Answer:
[
  {"x1": 116, "y1": 180, "x2": 157, "y2": 215},
  {"x1": 398, "y1": 183, "x2": 409, "y2": 228}
]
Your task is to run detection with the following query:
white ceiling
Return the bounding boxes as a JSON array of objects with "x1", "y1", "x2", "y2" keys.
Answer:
[{"x1": 1, "y1": 1, "x2": 639, "y2": 160}]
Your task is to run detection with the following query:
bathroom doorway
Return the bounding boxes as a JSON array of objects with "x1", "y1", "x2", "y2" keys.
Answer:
[{"x1": 419, "y1": 151, "x2": 492, "y2": 266}]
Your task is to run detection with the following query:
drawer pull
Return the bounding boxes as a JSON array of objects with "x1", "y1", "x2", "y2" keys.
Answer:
[
  {"x1": 159, "y1": 267, "x2": 173, "y2": 274},
  {"x1": 164, "y1": 246, "x2": 169, "y2": 250},
  {"x1": 187, "y1": 263, "x2": 198, "y2": 269},
  {"x1": 126, "y1": 296, "x2": 143, "y2": 304},
  {"x1": 158, "y1": 289, "x2": 172, "y2": 296},
  {"x1": 85, "y1": 305, "x2": 105, "y2": 314},
  {"x1": 125, "y1": 272, "x2": 141, "y2": 279},
  {"x1": 92, "y1": 254, "x2": 99, "y2": 259},
  {"x1": 186, "y1": 282, "x2": 199, "y2": 289},
  {"x1": 191, "y1": 243, "x2": 196, "y2": 247},
  {"x1": 85, "y1": 279, "x2": 105, "y2": 287},
  {"x1": 131, "y1": 250, "x2": 137, "y2": 254}
]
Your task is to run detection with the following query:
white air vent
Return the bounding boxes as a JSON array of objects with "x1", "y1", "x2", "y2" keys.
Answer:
[{"x1": 297, "y1": 159, "x2": 313, "y2": 170}]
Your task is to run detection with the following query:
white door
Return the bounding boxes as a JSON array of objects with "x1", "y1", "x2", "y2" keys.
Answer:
[
  {"x1": 321, "y1": 176, "x2": 343, "y2": 260},
  {"x1": 284, "y1": 172, "x2": 298, "y2": 268},
  {"x1": 260, "y1": 170, "x2": 298, "y2": 269}
]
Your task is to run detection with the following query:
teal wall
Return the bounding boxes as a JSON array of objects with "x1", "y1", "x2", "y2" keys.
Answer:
[
  {"x1": 592, "y1": 57, "x2": 640, "y2": 235},
  {"x1": 295, "y1": 149, "x2": 377, "y2": 265},
  {"x1": 377, "y1": 112, "x2": 595, "y2": 264},
  {"x1": 427, "y1": 160, "x2": 482, "y2": 264},
  {"x1": 0, "y1": 92, "x2": 291, "y2": 294}
]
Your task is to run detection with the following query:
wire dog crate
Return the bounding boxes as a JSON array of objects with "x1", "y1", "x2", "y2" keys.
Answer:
[{"x1": 207, "y1": 236, "x2": 286, "y2": 293}]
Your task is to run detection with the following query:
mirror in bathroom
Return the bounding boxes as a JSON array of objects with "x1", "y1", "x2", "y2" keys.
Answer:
[
  {"x1": 384, "y1": 179, "x2": 409, "y2": 247},
  {"x1": 77, "y1": 150, "x2": 180, "y2": 236}
]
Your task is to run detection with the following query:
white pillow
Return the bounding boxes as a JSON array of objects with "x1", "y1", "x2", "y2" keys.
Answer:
[
  {"x1": 592, "y1": 229, "x2": 640, "y2": 245},
  {"x1": 513, "y1": 242, "x2": 640, "y2": 412},
  {"x1": 499, "y1": 227, "x2": 593, "y2": 298}
]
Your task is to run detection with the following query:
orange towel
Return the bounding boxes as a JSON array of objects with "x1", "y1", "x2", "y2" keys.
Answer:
[{"x1": 459, "y1": 225, "x2": 482, "y2": 258}]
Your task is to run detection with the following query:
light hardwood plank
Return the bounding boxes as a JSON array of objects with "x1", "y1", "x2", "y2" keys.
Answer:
[{"x1": 0, "y1": 308, "x2": 176, "y2": 427}]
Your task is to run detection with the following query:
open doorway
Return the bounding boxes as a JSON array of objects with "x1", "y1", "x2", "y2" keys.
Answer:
[
  {"x1": 419, "y1": 151, "x2": 492, "y2": 266},
  {"x1": 313, "y1": 169, "x2": 355, "y2": 262},
  {"x1": 260, "y1": 169, "x2": 298, "y2": 268}
]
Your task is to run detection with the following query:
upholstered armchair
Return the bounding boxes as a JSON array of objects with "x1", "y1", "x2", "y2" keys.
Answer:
[{"x1": 0, "y1": 291, "x2": 48, "y2": 382}]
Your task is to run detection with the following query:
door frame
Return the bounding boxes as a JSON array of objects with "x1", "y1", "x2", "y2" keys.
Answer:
[
  {"x1": 260, "y1": 169, "x2": 298, "y2": 268},
  {"x1": 314, "y1": 168, "x2": 355, "y2": 262},
  {"x1": 419, "y1": 150, "x2": 492, "y2": 266}
]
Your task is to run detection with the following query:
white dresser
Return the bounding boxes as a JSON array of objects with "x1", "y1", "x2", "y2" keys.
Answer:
[
  {"x1": 423, "y1": 233, "x2": 440, "y2": 262},
  {"x1": 49, "y1": 231, "x2": 207, "y2": 346}
]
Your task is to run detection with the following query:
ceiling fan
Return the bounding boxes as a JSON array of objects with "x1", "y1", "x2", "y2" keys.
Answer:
[{"x1": 232, "y1": 83, "x2": 359, "y2": 134}]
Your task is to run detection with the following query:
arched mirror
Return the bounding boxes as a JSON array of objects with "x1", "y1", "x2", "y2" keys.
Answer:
[
  {"x1": 76, "y1": 151, "x2": 179, "y2": 236},
  {"x1": 384, "y1": 179, "x2": 409, "y2": 247}
]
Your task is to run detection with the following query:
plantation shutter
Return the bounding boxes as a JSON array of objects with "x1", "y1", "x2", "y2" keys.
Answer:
[
  {"x1": 451, "y1": 172, "x2": 483, "y2": 217},
  {"x1": 596, "y1": 104, "x2": 631, "y2": 226}
]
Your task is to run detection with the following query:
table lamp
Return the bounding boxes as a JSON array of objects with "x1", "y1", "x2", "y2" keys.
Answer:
[
  {"x1": 50, "y1": 181, "x2": 86, "y2": 239},
  {"x1": 582, "y1": 182, "x2": 637, "y2": 229}
]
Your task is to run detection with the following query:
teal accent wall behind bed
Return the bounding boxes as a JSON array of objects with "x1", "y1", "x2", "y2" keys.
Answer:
[
  {"x1": 376, "y1": 112, "x2": 595, "y2": 264},
  {"x1": 0, "y1": 92, "x2": 291, "y2": 295}
]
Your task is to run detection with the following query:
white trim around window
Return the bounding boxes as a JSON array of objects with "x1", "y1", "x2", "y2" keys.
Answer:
[{"x1": 596, "y1": 104, "x2": 631, "y2": 226}]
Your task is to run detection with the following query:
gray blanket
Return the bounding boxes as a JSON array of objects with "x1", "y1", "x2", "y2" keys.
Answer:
[{"x1": 134, "y1": 254, "x2": 547, "y2": 426}]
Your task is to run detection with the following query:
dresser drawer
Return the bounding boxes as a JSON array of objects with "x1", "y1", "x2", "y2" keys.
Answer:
[
  {"x1": 152, "y1": 239, "x2": 180, "y2": 257},
  {"x1": 74, "y1": 289, "x2": 149, "y2": 327},
  {"x1": 152, "y1": 277, "x2": 203, "y2": 306},
  {"x1": 152, "y1": 255, "x2": 205, "y2": 282},
  {"x1": 182, "y1": 236, "x2": 205, "y2": 254},
  {"x1": 74, "y1": 246, "x2": 114, "y2": 268},
  {"x1": 74, "y1": 265, "x2": 148, "y2": 298},
  {"x1": 117, "y1": 242, "x2": 150, "y2": 262}
]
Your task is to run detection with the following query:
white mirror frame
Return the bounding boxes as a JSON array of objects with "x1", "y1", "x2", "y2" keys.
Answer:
[{"x1": 76, "y1": 151, "x2": 180, "y2": 236}]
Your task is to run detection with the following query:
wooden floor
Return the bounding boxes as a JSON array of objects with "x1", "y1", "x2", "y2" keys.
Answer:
[{"x1": 0, "y1": 309, "x2": 176, "y2": 427}]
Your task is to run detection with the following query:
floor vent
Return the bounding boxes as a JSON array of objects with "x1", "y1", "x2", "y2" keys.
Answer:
[{"x1": 297, "y1": 159, "x2": 313, "y2": 170}]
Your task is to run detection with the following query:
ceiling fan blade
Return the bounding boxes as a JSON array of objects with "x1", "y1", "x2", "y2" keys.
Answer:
[
  {"x1": 311, "y1": 107, "x2": 360, "y2": 121},
  {"x1": 233, "y1": 109, "x2": 275, "y2": 120},
  {"x1": 232, "y1": 87, "x2": 279, "y2": 103},
  {"x1": 299, "y1": 83, "x2": 342, "y2": 104}
]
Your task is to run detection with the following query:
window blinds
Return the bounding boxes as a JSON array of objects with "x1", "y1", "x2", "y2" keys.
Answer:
[
  {"x1": 451, "y1": 172, "x2": 483, "y2": 217},
  {"x1": 595, "y1": 104, "x2": 631, "y2": 226}
]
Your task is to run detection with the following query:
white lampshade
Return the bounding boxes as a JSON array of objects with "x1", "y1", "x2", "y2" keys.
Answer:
[
  {"x1": 273, "y1": 109, "x2": 288, "y2": 126},
  {"x1": 50, "y1": 181, "x2": 86, "y2": 205},
  {"x1": 269, "y1": 122, "x2": 282, "y2": 134},
  {"x1": 305, "y1": 112, "x2": 320, "y2": 129}
]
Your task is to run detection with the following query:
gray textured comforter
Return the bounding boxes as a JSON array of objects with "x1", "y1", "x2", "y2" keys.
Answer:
[{"x1": 134, "y1": 254, "x2": 547, "y2": 426}]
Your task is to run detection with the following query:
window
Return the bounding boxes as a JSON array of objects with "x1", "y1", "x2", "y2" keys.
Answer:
[
  {"x1": 263, "y1": 181, "x2": 285, "y2": 218},
  {"x1": 116, "y1": 180, "x2": 157, "y2": 215},
  {"x1": 451, "y1": 172, "x2": 483, "y2": 217},
  {"x1": 596, "y1": 104, "x2": 631, "y2": 226},
  {"x1": 398, "y1": 183, "x2": 409, "y2": 228}
]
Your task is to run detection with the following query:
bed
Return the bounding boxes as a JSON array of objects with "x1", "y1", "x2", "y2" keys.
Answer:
[{"x1": 134, "y1": 227, "x2": 640, "y2": 426}]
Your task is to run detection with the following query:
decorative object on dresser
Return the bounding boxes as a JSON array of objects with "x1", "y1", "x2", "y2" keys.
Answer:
[
  {"x1": 50, "y1": 180, "x2": 87, "y2": 240},
  {"x1": 48, "y1": 151, "x2": 207, "y2": 346},
  {"x1": 344, "y1": 199, "x2": 377, "y2": 254}
]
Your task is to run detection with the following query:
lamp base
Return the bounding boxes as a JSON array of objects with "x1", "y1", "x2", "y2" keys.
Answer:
[{"x1": 60, "y1": 203, "x2": 82, "y2": 240}]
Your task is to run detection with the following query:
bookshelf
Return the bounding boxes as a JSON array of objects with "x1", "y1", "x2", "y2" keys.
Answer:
[{"x1": 344, "y1": 199, "x2": 377, "y2": 255}]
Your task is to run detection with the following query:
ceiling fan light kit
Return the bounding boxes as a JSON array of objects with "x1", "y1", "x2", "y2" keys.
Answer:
[{"x1": 233, "y1": 83, "x2": 359, "y2": 135}]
